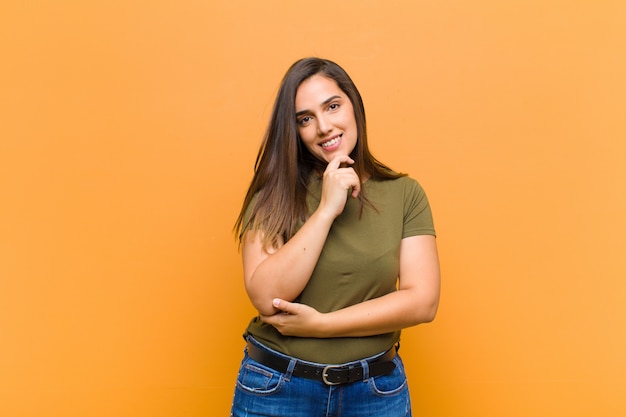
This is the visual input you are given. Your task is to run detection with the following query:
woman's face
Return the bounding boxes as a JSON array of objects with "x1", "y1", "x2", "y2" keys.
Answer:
[{"x1": 295, "y1": 75, "x2": 357, "y2": 164}]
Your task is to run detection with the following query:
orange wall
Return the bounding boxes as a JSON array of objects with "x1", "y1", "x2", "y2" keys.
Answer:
[{"x1": 1, "y1": 1, "x2": 625, "y2": 416}]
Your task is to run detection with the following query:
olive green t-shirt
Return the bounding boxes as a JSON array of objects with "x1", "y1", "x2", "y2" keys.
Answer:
[{"x1": 244, "y1": 175, "x2": 436, "y2": 364}]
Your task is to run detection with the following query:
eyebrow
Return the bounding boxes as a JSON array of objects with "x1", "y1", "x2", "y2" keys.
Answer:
[{"x1": 295, "y1": 95, "x2": 342, "y2": 117}]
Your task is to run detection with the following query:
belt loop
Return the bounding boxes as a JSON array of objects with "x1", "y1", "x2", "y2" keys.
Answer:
[
  {"x1": 360, "y1": 359, "x2": 370, "y2": 381},
  {"x1": 284, "y1": 358, "x2": 297, "y2": 381}
]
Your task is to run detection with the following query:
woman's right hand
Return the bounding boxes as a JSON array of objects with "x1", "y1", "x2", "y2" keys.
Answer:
[{"x1": 318, "y1": 155, "x2": 361, "y2": 219}]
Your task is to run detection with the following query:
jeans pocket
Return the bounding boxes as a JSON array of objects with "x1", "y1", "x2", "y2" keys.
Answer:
[
  {"x1": 236, "y1": 356, "x2": 284, "y2": 395},
  {"x1": 369, "y1": 355, "x2": 408, "y2": 396}
]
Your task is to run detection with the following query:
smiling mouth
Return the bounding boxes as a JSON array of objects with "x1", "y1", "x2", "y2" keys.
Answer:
[{"x1": 321, "y1": 134, "x2": 342, "y2": 148}]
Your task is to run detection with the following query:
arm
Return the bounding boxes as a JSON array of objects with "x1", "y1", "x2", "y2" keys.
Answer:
[
  {"x1": 262, "y1": 234, "x2": 440, "y2": 337},
  {"x1": 243, "y1": 155, "x2": 361, "y2": 316}
]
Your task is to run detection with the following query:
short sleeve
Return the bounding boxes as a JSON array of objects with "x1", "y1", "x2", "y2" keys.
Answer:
[{"x1": 402, "y1": 178, "x2": 436, "y2": 238}]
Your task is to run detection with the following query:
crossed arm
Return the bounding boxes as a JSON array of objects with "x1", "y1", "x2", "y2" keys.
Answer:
[
  {"x1": 242, "y1": 155, "x2": 440, "y2": 338},
  {"x1": 243, "y1": 231, "x2": 440, "y2": 338}
]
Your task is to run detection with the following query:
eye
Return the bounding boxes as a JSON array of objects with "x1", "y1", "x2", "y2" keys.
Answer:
[
  {"x1": 297, "y1": 116, "x2": 312, "y2": 126},
  {"x1": 329, "y1": 102, "x2": 340, "y2": 111}
]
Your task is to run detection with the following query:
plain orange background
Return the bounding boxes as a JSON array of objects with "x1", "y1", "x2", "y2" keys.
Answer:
[{"x1": 1, "y1": 1, "x2": 625, "y2": 416}]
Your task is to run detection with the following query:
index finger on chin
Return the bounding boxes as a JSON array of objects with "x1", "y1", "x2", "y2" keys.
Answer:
[{"x1": 325, "y1": 155, "x2": 353, "y2": 172}]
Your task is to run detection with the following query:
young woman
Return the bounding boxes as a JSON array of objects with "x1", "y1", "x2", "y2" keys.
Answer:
[{"x1": 231, "y1": 57, "x2": 440, "y2": 417}]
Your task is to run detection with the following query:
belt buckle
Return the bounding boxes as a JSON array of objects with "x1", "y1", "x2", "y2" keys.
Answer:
[{"x1": 322, "y1": 365, "x2": 343, "y2": 386}]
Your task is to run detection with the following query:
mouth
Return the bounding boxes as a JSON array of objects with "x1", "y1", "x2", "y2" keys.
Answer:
[{"x1": 320, "y1": 134, "x2": 342, "y2": 150}]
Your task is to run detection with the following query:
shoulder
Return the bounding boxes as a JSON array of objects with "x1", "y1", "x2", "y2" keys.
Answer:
[
  {"x1": 369, "y1": 175, "x2": 425, "y2": 195},
  {"x1": 376, "y1": 175, "x2": 432, "y2": 215}
]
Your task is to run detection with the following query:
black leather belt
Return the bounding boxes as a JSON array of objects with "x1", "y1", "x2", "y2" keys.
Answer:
[{"x1": 246, "y1": 341, "x2": 397, "y2": 386}]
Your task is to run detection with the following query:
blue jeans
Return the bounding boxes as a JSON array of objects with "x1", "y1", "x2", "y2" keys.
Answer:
[{"x1": 231, "y1": 337, "x2": 412, "y2": 417}]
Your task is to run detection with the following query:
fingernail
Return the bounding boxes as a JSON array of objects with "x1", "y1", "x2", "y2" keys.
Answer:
[{"x1": 273, "y1": 298, "x2": 280, "y2": 307}]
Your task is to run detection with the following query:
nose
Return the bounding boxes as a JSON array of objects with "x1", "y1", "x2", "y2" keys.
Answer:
[{"x1": 317, "y1": 114, "x2": 332, "y2": 136}]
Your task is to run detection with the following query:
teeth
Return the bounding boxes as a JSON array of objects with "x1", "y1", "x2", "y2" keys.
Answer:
[{"x1": 322, "y1": 137, "x2": 340, "y2": 148}]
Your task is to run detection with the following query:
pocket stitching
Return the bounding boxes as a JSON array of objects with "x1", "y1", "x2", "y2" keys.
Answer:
[
  {"x1": 236, "y1": 362, "x2": 284, "y2": 395},
  {"x1": 368, "y1": 356, "x2": 408, "y2": 396}
]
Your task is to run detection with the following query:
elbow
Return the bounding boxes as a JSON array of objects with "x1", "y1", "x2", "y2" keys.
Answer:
[
  {"x1": 246, "y1": 283, "x2": 283, "y2": 316},
  {"x1": 245, "y1": 278, "x2": 295, "y2": 316},
  {"x1": 257, "y1": 307, "x2": 278, "y2": 317},
  {"x1": 423, "y1": 299, "x2": 439, "y2": 323},
  {"x1": 399, "y1": 288, "x2": 440, "y2": 327},
  {"x1": 418, "y1": 285, "x2": 440, "y2": 324},
  {"x1": 246, "y1": 290, "x2": 277, "y2": 317},
  {"x1": 414, "y1": 298, "x2": 439, "y2": 325},
  {"x1": 244, "y1": 275, "x2": 275, "y2": 316},
  {"x1": 254, "y1": 301, "x2": 278, "y2": 317},
  {"x1": 421, "y1": 306, "x2": 438, "y2": 324}
]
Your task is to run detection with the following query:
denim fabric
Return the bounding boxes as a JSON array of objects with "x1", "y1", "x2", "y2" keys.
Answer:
[{"x1": 231, "y1": 337, "x2": 412, "y2": 417}]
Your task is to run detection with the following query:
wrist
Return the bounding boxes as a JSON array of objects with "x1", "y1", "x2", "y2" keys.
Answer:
[
  {"x1": 315, "y1": 311, "x2": 334, "y2": 338},
  {"x1": 312, "y1": 206, "x2": 337, "y2": 225}
]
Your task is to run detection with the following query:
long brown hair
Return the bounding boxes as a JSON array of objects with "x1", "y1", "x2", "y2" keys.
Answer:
[{"x1": 234, "y1": 57, "x2": 404, "y2": 249}]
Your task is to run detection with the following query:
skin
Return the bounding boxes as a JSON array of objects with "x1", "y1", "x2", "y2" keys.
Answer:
[
  {"x1": 242, "y1": 74, "x2": 441, "y2": 338},
  {"x1": 295, "y1": 74, "x2": 358, "y2": 165}
]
